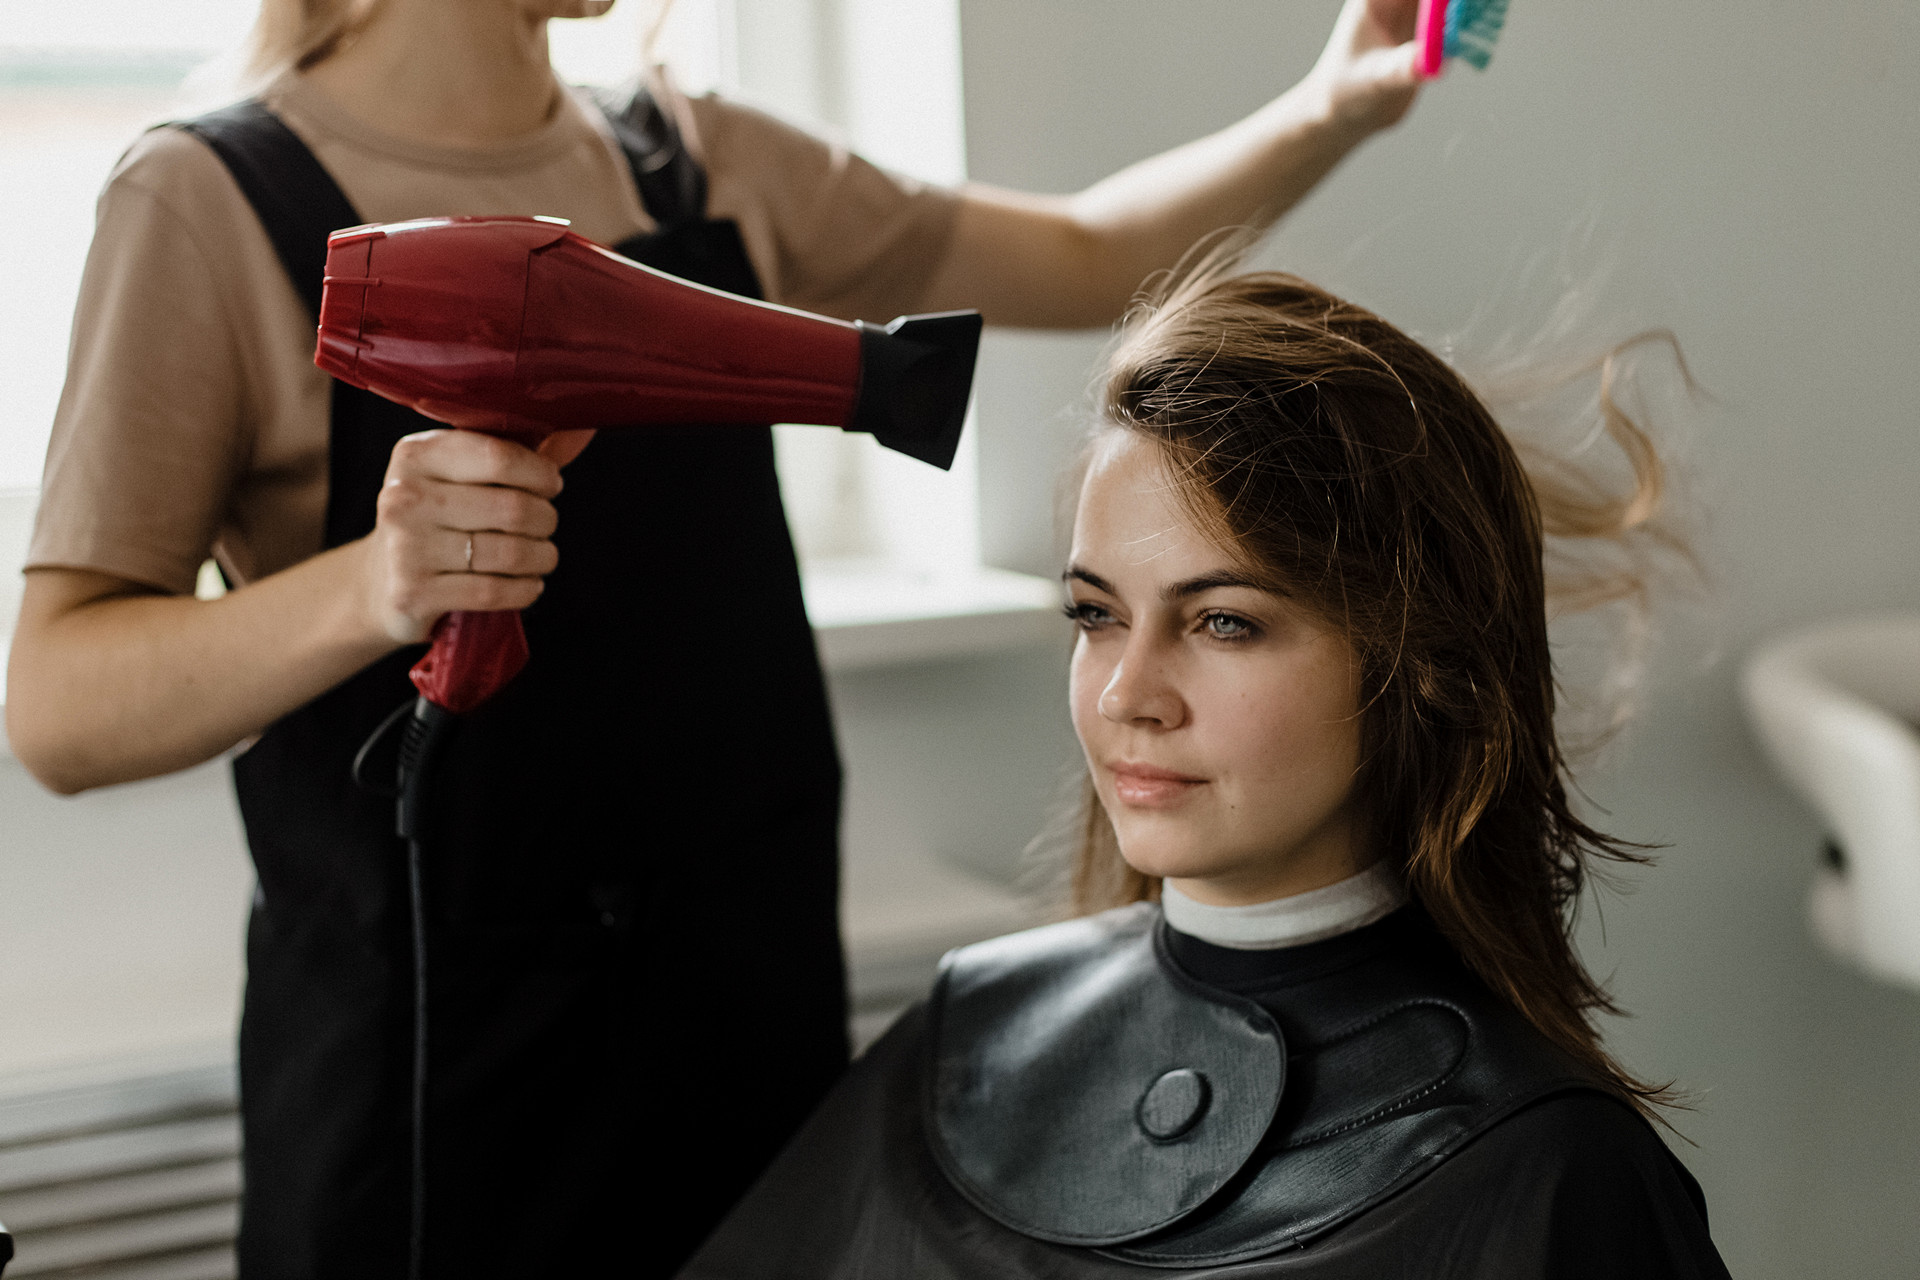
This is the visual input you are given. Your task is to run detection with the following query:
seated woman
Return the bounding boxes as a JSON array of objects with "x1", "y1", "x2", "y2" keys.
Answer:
[{"x1": 679, "y1": 269, "x2": 1732, "y2": 1279}]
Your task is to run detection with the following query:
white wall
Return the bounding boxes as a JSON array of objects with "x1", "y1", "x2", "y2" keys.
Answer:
[{"x1": 956, "y1": 2, "x2": 1920, "y2": 1276}]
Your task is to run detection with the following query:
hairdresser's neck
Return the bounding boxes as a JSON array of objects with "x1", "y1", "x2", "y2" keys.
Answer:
[{"x1": 302, "y1": 0, "x2": 560, "y2": 149}]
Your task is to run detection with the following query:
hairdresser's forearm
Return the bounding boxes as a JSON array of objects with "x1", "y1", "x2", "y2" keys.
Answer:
[
  {"x1": 922, "y1": 81, "x2": 1369, "y2": 329},
  {"x1": 1071, "y1": 81, "x2": 1368, "y2": 310},
  {"x1": 5, "y1": 549, "x2": 401, "y2": 793}
]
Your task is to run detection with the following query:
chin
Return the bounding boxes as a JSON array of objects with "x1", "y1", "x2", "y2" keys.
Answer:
[{"x1": 1111, "y1": 826, "x2": 1232, "y2": 884}]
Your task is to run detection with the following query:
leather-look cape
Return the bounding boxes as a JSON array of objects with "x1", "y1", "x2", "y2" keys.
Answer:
[{"x1": 680, "y1": 905, "x2": 1733, "y2": 1278}]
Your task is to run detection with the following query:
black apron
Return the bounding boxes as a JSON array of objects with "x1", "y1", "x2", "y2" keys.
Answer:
[{"x1": 180, "y1": 89, "x2": 849, "y2": 1279}]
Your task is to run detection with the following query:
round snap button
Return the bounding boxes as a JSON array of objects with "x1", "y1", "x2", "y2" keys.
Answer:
[{"x1": 1137, "y1": 1068, "x2": 1211, "y2": 1142}]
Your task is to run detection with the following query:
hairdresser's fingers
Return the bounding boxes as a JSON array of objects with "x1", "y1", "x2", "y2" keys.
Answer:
[
  {"x1": 432, "y1": 478, "x2": 562, "y2": 541},
  {"x1": 443, "y1": 528, "x2": 561, "y2": 579},
  {"x1": 1362, "y1": 0, "x2": 1419, "y2": 46},
  {"x1": 539, "y1": 428, "x2": 597, "y2": 468},
  {"x1": 1318, "y1": 0, "x2": 1407, "y2": 64},
  {"x1": 378, "y1": 475, "x2": 561, "y2": 544},
  {"x1": 386, "y1": 429, "x2": 565, "y2": 499},
  {"x1": 400, "y1": 569, "x2": 549, "y2": 621},
  {"x1": 375, "y1": 511, "x2": 551, "y2": 586},
  {"x1": 1309, "y1": 0, "x2": 1423, "y2": 133},
  {"x1": 364, "y1": 528, "x2": 548, "y2": 643},
  {"x1": 374, "y1": 489, "x2": 557, "y2": 592},
  {"x1": 365, "y1": 469, "x2": 560, "y2": 641}
]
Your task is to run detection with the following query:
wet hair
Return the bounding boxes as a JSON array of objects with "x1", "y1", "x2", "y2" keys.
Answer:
[{"x1": 1070, "y1": 266, "x2": 1685, "y2": 1115}]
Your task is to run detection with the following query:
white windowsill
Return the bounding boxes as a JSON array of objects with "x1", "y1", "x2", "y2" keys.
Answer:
[{"x1": 804, "y1": 559, "x2": 1064, "y2": 672}]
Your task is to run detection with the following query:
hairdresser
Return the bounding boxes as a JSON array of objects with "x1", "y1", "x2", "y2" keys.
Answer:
[{"x1": 7, "y1": 0, "x2": 1426, "y2": 1275}]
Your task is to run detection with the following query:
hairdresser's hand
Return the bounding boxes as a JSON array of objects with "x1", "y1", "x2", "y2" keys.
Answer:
[
  {"x1": 1305, "y1": 0, "x2": 1423, "y2": 136},
  {"x1": 362, "y1": 429, "x2": 563, "y2": 644}
]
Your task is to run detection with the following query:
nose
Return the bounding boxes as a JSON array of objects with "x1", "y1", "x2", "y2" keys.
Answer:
[{"x1": 1098, "y1": 640, "x2": 1186, "y2": 729}]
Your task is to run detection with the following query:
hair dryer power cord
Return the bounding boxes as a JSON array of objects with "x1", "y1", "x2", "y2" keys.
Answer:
[{"x1": 357, "y1": 696, "x2": 456, "y2": 1280}]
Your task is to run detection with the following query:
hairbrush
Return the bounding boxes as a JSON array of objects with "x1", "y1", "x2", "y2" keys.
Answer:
[{"x1": 1415, "y1": 0, "x2": 1509, "y2": 78}]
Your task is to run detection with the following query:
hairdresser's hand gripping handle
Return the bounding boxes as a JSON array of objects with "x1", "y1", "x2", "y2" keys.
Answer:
[{"x1": 316, "y1": 216, "x2": 981, "y2": 713}]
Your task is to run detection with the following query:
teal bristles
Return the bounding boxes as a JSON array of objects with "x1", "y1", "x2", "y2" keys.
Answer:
[{"x1": 1445, "y1": 0, "x2": 1510, "y2": 71}]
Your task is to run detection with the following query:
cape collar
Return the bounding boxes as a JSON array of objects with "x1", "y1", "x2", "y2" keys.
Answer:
[{"x1": 924, "y1": 903, "x2": 1605, "y2": 1266}]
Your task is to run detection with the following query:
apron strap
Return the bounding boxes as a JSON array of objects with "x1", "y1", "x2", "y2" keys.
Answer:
[
  {"x1": 180, "y1": 85, "x2": 707, "y2": 323},
  {"x1": 587, "y1": 82, "x2": 709, "y2": 232},
  {"x1": 175, "y1": 101, "x2": 364, "y2": 323}
]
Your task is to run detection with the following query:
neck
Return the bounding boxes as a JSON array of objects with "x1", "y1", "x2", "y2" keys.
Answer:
[{"x1": 303, "y1": 0, "x2": 561, "y2": 148}]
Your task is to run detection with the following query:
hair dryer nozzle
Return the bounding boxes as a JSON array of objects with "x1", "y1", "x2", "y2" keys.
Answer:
[{"x1": 853, "y1": 312, "x2": 983, "y2": 471}]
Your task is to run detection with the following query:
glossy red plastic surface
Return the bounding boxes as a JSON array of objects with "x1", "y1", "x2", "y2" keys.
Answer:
[
  {"x1": 318, "y1": 215, "x2": 864, "y2": 434},
  {"x1": 315, "y1": 216, "x2": 869, "y2": 712},
  {"x1": 408, "y1": 610, "x2": 529, "y2": 716}
]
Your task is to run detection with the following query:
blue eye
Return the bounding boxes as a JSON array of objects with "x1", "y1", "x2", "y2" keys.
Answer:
[
  {"x1": 1201, "y1": 611, "x2": 1257, "y2": 641},
  {"x1": 1065, "y1": 601, "x2": 1115, "y2": 631}
]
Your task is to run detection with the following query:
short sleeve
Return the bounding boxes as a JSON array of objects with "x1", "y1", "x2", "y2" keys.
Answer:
[
  {"x1": 680, "y1": 87, "x2": 961, "y2": 321},
  {"x1": 28, "y1": 130, "x2": 253, "y2": 595}
]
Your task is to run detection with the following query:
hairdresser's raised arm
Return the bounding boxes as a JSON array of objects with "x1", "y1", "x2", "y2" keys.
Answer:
[{"x1": 918, "y1": 0, "x2": 1421, "y2": 328}]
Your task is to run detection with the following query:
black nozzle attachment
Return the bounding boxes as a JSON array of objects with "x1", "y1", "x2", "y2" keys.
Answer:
[{"x1": 851, "y1": 311, "x2": 983, "y2": 470}]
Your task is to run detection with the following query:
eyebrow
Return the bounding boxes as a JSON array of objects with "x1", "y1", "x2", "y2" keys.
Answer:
[{"x1": 1063, "y1": 564, "x2": 1275, "y2": 602}]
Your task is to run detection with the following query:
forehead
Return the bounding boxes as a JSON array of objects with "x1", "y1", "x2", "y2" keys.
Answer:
[{"x1": 1071, "y1": 432, "x2": 1233, "y2": 578}]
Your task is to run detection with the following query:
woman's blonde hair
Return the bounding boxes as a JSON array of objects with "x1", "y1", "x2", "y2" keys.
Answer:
[{"x1": 1068, "y1": 263, "x2": 1691, "y2": 1118}]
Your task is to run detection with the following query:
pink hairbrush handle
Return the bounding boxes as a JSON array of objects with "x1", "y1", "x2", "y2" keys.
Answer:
[{"x1": 1415, "y1": 0, "x2": 1448, "y2": 79}]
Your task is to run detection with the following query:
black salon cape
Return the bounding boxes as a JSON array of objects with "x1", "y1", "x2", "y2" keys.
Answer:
[{"x1": 681, "y1": 913, "x2": 1731, "y2": 1280}]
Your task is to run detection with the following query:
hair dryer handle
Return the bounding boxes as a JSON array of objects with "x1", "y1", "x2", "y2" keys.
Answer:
[{"x1": 409, "y1": 609, "x2": 531, "y2": 714}]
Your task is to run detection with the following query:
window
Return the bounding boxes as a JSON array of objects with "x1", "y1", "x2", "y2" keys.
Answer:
[{"x1": 0, "y1": 0, "x2": 1055, "y2": 674}]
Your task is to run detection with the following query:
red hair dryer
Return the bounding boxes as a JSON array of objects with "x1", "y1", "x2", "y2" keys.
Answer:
[{"x1": 316, "y1": 214, "x2": 981, "y2": 717}]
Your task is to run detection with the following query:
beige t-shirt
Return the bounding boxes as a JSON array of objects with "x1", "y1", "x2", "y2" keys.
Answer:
[{"x1": 28, "y1": 71, "x2": 960, "y2": 594}]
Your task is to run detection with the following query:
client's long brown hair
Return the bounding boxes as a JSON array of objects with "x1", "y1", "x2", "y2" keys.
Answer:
[{"x1": 1072, "y1": 268, "x2": 1682, "y2": 1116}]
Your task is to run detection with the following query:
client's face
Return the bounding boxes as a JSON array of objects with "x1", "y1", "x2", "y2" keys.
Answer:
[{"x1": 1067, "y1": 432, "x2": 1368, "y2": 906}]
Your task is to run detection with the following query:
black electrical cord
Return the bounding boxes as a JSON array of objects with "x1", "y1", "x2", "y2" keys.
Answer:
[
  {"x1": 358, "y1": 696, "x2": 454, "y2": 1280},
  {"x1": 402, "y1": 831, "x2": 429, "y2": 1280}
]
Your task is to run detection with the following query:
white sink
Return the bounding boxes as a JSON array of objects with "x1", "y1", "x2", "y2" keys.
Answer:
[{"x1": 1741, "y1": 615, "x2": 1920, "y2": 988}]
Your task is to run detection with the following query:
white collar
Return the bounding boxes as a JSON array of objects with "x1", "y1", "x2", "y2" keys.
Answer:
[{"x1": 1160, "y1": 862, "x2": 1408, "y2": 951}]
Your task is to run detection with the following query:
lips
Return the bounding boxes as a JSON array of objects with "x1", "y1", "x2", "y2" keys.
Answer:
[{"x1": 1107, "y1": 761, "x2": 1208, "y2": 808}]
